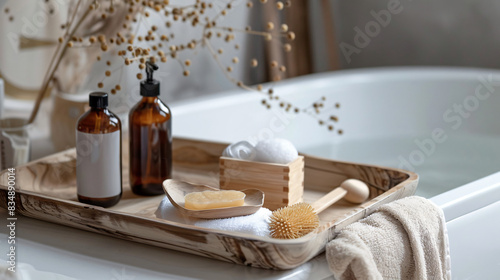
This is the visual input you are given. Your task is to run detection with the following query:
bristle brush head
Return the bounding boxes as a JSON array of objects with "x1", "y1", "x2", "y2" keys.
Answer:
[{"x1": 269, "y1": 202, "x2": 320, "y2": 239}]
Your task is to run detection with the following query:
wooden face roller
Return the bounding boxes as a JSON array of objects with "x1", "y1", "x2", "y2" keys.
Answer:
[
  {"x1": 269, "y1": 179, "x2": 370, "y2": 239},
  {"x1": 310, "y1": 179, "x2": 370, "y2": 213}
]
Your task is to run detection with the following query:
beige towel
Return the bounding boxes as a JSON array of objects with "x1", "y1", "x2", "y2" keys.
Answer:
[{"x1": 326, "y1": 196, "x2": 451, "y2": 280}]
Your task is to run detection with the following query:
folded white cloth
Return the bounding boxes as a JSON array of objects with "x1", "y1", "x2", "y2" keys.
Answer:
[
  {"x1": 155, "y1": 196, "x2": 272, "y2": 237},
  {"x1": 326, "y1": 196, "x2": 451, "y2": 280}
]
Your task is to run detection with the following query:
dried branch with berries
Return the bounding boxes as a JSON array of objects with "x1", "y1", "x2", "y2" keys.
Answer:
[{"x1": 17, "y1": 0, "x2": 341, "y2": 133}]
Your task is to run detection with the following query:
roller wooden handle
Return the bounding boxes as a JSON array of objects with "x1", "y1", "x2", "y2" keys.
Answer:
[
  {"x1": 310, "y1": 187, "x2": 347, "y2": 214},
  {"x1": 310, "y1": 179, "x2": 370, "y2": 214}
]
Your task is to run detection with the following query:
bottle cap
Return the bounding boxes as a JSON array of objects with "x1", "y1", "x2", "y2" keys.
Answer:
[
  {"x1": 140, "y1": 62, "x2": 160, "y2": 96},
  {"x1": 89, "y1": 92, "x2": 108, "y2": 108}
]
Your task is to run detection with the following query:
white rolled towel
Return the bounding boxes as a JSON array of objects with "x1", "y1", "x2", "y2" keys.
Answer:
[
  {"x1": 222, "y1": 138, "x2": 298, "y2": 164},
  {"x1": 155, "y1": 196, "x2": 272, "y2": 237}
]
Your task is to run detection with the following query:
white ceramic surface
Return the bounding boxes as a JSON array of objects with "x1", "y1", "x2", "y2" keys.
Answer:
[
  {"x1": 431, "y1": 173, "x2": 500, "y2": 280},
  {"x1": 438, "y1": 200, "x2": 500, "y2": 279},
  {"x1": 1, "y1": 67, "x2": 499, "y2": 279},
  {"x1": 431, "y1": 171, "x2": 500, "y2": 222}
]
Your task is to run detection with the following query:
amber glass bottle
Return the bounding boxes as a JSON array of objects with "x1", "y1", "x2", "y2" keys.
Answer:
[
  {"x1": 129, "y1": 62, "x2": 172, "y2": 196},
  {"x1": 76, "y1": 92, "x2": 122, "y2": 207}
]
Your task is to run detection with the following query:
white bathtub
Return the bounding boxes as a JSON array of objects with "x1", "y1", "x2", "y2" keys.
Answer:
[
  {"x1": 173, "y1": 67, "x2": 500, "y2": 199},
  {"x1": 1, "y1": 67, "x2": 499, "y2": 279}
]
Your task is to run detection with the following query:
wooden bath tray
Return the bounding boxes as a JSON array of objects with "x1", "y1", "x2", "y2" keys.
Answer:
[{"x1": 0, "y1": 138, "x2": 418, "y2": 270}]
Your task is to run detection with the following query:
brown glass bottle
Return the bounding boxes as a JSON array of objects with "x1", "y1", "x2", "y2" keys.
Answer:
[
  {"x1": 76, "y1": 92, "x2": 122, "y2": 207},
  {"x1": 129, "y1": 63, "x2": 172, "y2": 196}
]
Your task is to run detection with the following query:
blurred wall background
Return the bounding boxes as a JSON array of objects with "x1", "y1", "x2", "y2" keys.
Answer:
[
  {"x1": 311, "y1": 0, "x2": 500, "y2": 71},
  {"x1": 2, "y1": 0, "x2": 500, "y2": 105}
]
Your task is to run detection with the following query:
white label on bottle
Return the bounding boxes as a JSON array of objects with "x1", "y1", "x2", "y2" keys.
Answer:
[{"x1": 76, "y1": 130, "x2": 121, "y2": 198}]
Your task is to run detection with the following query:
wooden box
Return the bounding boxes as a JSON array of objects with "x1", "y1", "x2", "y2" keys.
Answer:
[
  {"x1": 0, "y1": 137, "x2": 418, "y2": 270},
  {"x1": 219, "y1": 156, "x2": 305, "y2": 210}
]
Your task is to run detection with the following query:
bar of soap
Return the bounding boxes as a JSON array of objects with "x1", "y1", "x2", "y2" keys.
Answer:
[{"x1": 184, "y1": 190, "x2": 246, "y2": 210}]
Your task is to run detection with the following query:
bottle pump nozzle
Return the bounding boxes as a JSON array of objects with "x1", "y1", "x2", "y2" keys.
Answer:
[
  {"x1": 141, "y1": 62, "x2": 160, "y2": 97},
  {"x1": 145, "y1": 62, "x2": 159, "y2": 82}
]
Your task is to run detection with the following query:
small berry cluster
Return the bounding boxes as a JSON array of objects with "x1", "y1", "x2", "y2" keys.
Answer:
[{"x1": 7, "y1": 0, "x2": 342, "y2": 133}]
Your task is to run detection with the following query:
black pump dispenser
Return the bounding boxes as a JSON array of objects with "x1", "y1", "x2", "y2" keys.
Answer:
[{"x1": 140, "y1": 62, "x2": 160, "y2": 97}]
